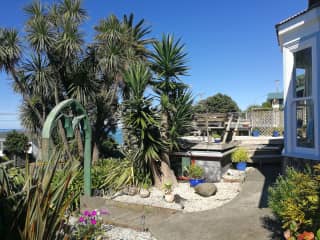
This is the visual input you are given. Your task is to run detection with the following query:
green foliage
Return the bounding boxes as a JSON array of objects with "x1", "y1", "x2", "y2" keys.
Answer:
[
  {"x1": 3, "y1": 130, "x2": 29, "y2": 158},
  {"x1": 1, "y1": 0, "x2": 153, "y2": 162},
  {"x1": 92, "y1": 157, "x2": 136, "y2": 193},
  {"x1": 52, "y1": 167, "x2": 83, "y2": 211},
  {"x1": 123, "y1": 63, "x2": 165, "y2": 180},
  {"x1": 194, "y1": 93, "x2": 240, "y2": 114},
  {"x1": 0, "y1": 155, "x2": 10, "y2": 163},
  {"x1": 0, "y1": 151, "x2": 79, "y2": 239},
  {"x1": 231, "y1": 148, "x2": 249, "y2": 163},
  {"x1": 186, "y1": 164, "x2": 204, "y2": 179},
  {"x1": 212, "y1": 133, "x2": 221, "y2": 139},
  {"x1": 246, "y1": 104, "x2": 262, "y2": 111},
  {"x1": 100, "y1": 137, "x2": 122, "y2": 158},
  {"x1": 168, "y1": 90, "x2": 194, "y2": 151},
  {"x1": 268, "y1": 167, "x2": 320, "y2": 232},
  {"x1": 162, "y1": 181, "x2": 173, "y2": 194},
  {"x1": 261, "y1": 101, "x2": 272, "y2": 109}
]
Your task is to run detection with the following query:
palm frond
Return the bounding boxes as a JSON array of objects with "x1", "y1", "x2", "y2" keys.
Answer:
[
  {"x1": 59, "y1": 0, "x2": 87, "y2": 24},
  {"x1": 26, "y1": 15, "x2": 55, "y2": 53},
  {"x1": 151, "y1": 34, "x2": 188, "y2": 86},
  {"x1": 0, "y1": 28, "x2": 21, "y2": 72}
]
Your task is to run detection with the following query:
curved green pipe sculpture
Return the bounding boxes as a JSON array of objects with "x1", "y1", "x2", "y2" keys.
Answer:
[{"x1": 41, "y1": 99, "x2": 92, "y2": 196}]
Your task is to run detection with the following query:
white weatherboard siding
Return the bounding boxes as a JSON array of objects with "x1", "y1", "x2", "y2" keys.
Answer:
[{"x1": 278, "y1": 7, "x2": 320, "y2": 160}]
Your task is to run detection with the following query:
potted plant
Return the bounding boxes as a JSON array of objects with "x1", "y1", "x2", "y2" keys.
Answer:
[
  {"x1": 272, "y1": 127, "x2": 283, "y2": 137},
  {"x1": 162, "y1": 182, "x2": 174, "y2": 203},
  {"x1": 212, "y1": 133, "x2": 221, "y2": 143},
  {"x1": 139, "y1": 183, "x2": 151, "y2": 198},
  {"x1": 231, "y1": 147, "x2": 249, "y2": 171},
  {"x1": 252, "y1": 128, "x2": 260, "y2": 137},
  {"x1": 186, "y1": 164, "x2": 205, "y2": 187}
]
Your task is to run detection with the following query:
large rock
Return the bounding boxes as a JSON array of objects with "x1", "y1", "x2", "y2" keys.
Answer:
[{"x1": 194, "y1": 183, "x2": 217, "y2": 197}]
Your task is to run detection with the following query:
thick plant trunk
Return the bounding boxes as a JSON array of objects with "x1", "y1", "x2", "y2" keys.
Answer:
[
  {"x1": 160, "y1": 153, "x2": 178, "y2": 186},
  {"x1": 57, "y1": 120, "x2": 73, "y2": 160},
  {"x1": 159, "y1": 107, "x2": 177, "y2": 186},
  {"x1": 150, "y1": 159, "x2": 162, "y2": 188},
  {"x1": 92, "y1": 142, "x2": 99, "y2": 163},
  {"x1": 53, "y1": 83, "x2": 72, "y2": 160},
  {"x1": 75, "y1": 128, "x2": 84, "y2": 159}
]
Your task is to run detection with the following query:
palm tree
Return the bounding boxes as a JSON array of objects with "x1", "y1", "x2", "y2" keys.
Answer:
[
  {"x1": 123, "y1": 63, "x2": 164, "y2": 186},
  {"x1": 151, "y1": 34, "x2": 189, "y2": 185},
  {"x1": 94, "y1": 13, "x2": 154, "y2": 151},
  {"x1": 0, "y1": 28, "x2": 46, "y2": 126}
]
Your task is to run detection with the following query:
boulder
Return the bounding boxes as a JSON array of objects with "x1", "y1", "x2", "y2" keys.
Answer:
[
  {"x1": 194, "y1": 183, "x2": 217, "y2": 197},
  {"x1": 123, "y1": 186, "x2": 138, "y2": 196}
]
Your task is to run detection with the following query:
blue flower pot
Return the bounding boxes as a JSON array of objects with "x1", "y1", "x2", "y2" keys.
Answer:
[
  {"x1": 236, "y1": 162, "x2": 247, "y2": 171},
  {"x1": 189, "y1": 178, "x2": 205, "y2": 187},
  {"x1": 214, "y1": 139, "x2": 221, "y2": 143},
  {"x1": 272, "y1": 131, "x2": 280, "y2": 137},
  {"x1": 252, "y1": 130, "x2": 260, "y2": 137}
]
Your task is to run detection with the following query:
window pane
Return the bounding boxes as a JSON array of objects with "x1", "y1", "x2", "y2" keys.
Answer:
[
  {"x1": 294, "y1": 48, "x2": 312, "y2": 98},
  {"x1": 296, "y1": 100, "x2": 314, "y2": 148}
]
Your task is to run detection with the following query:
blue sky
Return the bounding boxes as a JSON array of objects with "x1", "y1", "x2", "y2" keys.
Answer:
[{"x1": 0, "y1": 0, "x2": 307, "y2": 128}]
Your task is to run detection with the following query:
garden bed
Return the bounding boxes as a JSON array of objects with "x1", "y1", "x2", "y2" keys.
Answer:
[{"x1": 110, "y1": 170, "x2": 244, "y2": 213}]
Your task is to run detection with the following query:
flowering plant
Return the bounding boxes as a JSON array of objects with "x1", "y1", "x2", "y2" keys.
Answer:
[
  {"x1": 284, "y1": 227, "x2": 320, "y2": 240},
  {"x1": 74, "y1": 209, "x2": 109, "y2": 239}
]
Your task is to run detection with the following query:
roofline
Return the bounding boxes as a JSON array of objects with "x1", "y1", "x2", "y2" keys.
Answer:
[
  {"x1": 275, "y1": 3, "x2": 320, "y2": 45},
  {"x1": 275, "y1": 9, "x2": 309, "y2": 45}
]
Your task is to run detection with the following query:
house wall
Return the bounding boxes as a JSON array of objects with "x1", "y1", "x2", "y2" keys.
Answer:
[
  {"x1": 0, "y1": 138, "x2": 4, "y2": 157},
  {"x1": 278, "y1": 7, "x2": 320, "y2": 161}
]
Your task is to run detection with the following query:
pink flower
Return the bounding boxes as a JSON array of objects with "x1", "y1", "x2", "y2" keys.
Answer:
[
  {"x1": 91, "y1": 218, "x2": 97, "y2": 225},
  {"x1": 91, "y1": 210, "x2": 97, "y2": 216},
  {"x1": 84, "y1": 210, "x2": 90, "y2": 216},
  {"x1": 79, "y1": 216, "x2": 85, "y2": 223}
]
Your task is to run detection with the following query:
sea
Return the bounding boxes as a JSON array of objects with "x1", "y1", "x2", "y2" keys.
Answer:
[{"x1": 111, "y1": 128, "x2": 123, "y2": 144}]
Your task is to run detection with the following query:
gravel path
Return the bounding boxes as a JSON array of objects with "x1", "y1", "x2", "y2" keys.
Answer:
[
  {"x1": 105, "y1": 226, "x2": 157, "y2": 240},
  {"x1": 103, "y1": 169, "x2": 246, "y2": 239}
]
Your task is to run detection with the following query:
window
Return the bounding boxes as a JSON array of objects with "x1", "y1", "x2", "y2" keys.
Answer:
[
  {"x1": 296, "y1": 100, "x2": 314, "y2": 148},
  {"x1": 293, "y1": 47, "x2": 314, "y2": 149},
  {"x1": 294, "y1": 48, "x2": 312, "y2": 98}
]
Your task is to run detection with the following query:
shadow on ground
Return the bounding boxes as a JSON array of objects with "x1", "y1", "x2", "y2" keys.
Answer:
[
  {"x1": 255, "y1": 163, "x2": 283, "y2": 239},
  {"x1": 261, "y1": 215, "x2": 283, "y2": 240}
]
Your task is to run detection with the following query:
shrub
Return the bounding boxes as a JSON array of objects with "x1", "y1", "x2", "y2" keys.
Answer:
[
  {"x1": 3, "y1": 130, "x2": 28, "y2": 159},
  {"x1": 186, "y1": 164, "x2": 204, "y2": 179},
  {"x1": 212, "y1": 133, "x2": 221, "y2": 139},
  {"x1": 231, "y1": 148, "x2": 249, "y2": 163},
  {"x1": 268, "y1": 167, "x2": 320, "y2": 232}
]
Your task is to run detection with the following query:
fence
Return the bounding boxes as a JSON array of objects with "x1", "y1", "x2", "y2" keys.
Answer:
[{"x1": 246, "y1": 109, "x2": 284, "y2": 136}]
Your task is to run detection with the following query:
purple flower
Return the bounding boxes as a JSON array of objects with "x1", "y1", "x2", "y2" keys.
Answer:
[
  {"x1": 91, "y1": 219, "x2": 97, "y2": 225},
  {"x1": 84, "y1": 210, "x2": 90, "y2": 216},
  {"x1": 91, "y1": 210, "x2": 97, "y2": 216},
  {"x1": 79, "y1": 216, "x2": 85, "y2": 223}
]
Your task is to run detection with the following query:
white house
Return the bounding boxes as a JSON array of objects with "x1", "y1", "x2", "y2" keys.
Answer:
[{"x1": 276, "y1": 0, "x2": 320, "y2": 164}]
